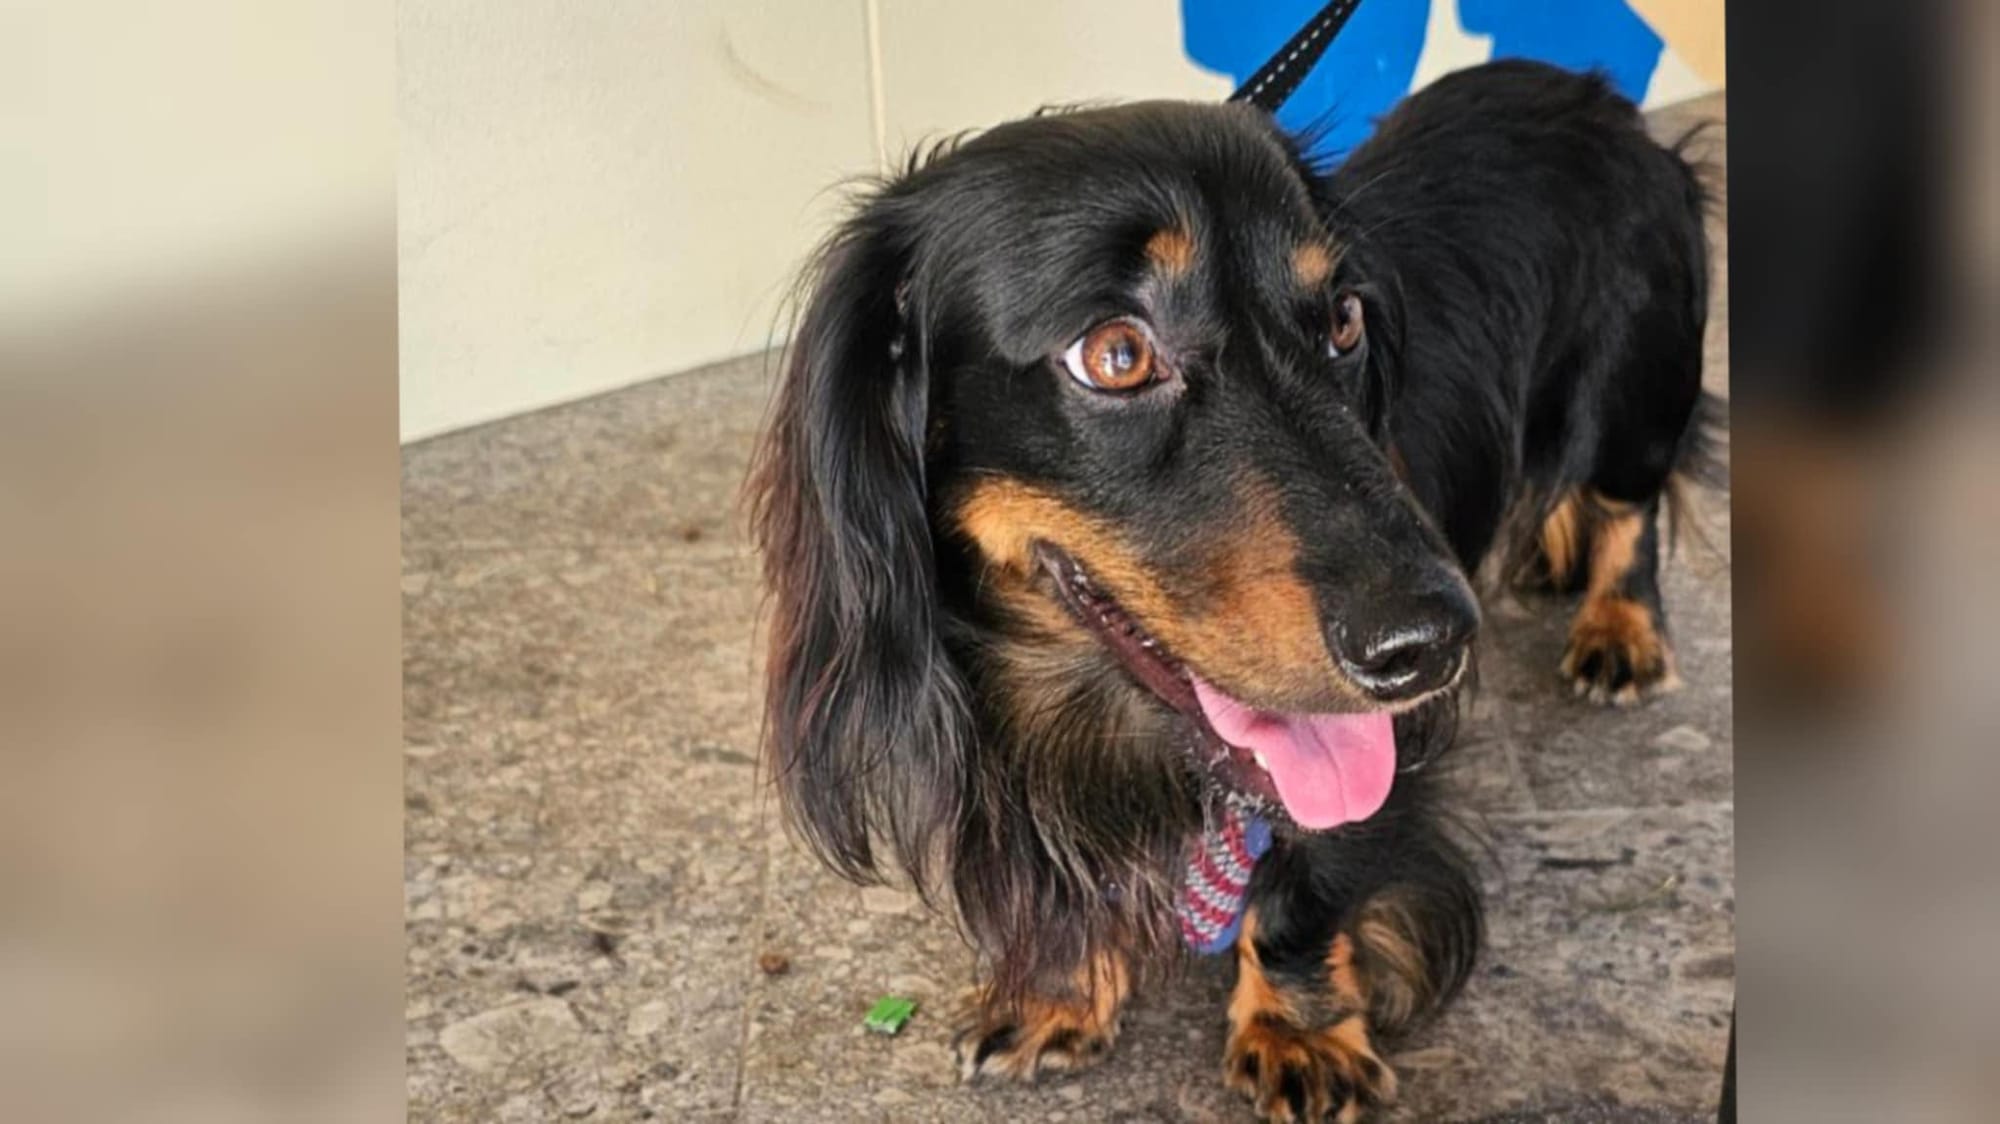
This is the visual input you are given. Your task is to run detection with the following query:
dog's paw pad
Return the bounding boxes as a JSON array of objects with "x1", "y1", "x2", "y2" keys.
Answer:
[
  {"x1": 1561, "y1": 594, "x2": 1680, "y2": 706},
  {"x1": 1224, "y1": 1014, "x2": 1394, "y2": 1123},
  {"x1": 951, "y1": 999, "x2": 1117, "y2": 1083}
]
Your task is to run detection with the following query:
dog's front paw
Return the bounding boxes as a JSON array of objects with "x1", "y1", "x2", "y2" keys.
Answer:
[
  {"x1": 951, "y1": 989, "x2": 1120, "y2": 1083},
  {"x1": 1561, "y1": 594, "x2": 1681, "y2": 706},
  {"x1": 1224, "y1": 1014, "x2": 1395, "y2": 1123}
]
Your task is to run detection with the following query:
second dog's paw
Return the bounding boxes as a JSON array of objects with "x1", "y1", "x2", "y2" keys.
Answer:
[
  {"x1": 1224, "y1": 1013, "x2": 1395, "y2": 1123},
  {"x1": 951, "y1": 990, "x2": 1119, "y2": 1083},
  {"x1": 1561, "y1": 594, "x2": 1681, "y2": 706}
]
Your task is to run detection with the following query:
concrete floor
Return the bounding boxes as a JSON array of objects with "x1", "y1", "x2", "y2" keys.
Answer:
[{"x1": 405, "y1": 93, "x2": 1731, "y2": 1123}]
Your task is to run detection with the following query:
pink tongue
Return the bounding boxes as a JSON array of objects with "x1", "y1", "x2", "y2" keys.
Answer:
[{"x1": 1190, "y1": 676, "x2": 1397, "y2": 830}]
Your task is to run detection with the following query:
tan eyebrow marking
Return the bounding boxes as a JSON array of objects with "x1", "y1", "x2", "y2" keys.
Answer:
[
  {"x1": 1145, "y1": 225, "x2": 1196, "y2": 278},
  {"x1": 1292, "y1": 242, "x2": 1337, "y2": 288}
]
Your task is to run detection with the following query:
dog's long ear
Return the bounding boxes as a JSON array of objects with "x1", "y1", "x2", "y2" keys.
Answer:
[{"x1": 748, "y1": 201, "x2": 969, "y2": 891}]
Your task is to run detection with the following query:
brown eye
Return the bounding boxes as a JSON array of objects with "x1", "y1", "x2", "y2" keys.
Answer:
[
  {"x1": 1329, "y1": 291, "x2": 1365, "y2": 357},
  {"x1": 1061, "y1": 317, "x2": 1160, "y2": 392}
]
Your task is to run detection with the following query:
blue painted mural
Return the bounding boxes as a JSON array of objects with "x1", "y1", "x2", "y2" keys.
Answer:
[{"x1": 1181, "y1": 0, "x2": 1665, "y2": 162}]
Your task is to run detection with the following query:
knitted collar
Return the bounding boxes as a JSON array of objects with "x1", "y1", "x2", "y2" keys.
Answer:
[{"x1": 1175, "y1": 803, "x2": 1272, "y2": 955}]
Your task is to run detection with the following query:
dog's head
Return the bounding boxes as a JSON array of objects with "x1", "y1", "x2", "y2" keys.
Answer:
[{"x1": 752, "y1": 102, "x2": 1476, "y2": 886}]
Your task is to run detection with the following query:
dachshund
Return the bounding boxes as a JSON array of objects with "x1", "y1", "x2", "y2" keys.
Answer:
[{"x1": 749, "y1": 59, "x2": 1717, "y2": 1121}]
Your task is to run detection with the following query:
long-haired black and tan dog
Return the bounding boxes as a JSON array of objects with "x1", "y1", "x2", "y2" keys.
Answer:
[{"x1": 750, "y1": 60, "x2": 1714, "y2": 1121}]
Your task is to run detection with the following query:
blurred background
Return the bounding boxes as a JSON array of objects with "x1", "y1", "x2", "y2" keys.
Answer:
[
  {"x1": 4, "y1": 0, "x2": 1997, "y2": 1120},
  {"x1": 3, "y1": 2, "x2": 399, "y2": 1120}
]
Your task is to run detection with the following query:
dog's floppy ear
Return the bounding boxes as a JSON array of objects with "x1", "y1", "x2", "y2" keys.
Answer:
[{"x1": 748, "y1": 199, "x2": 969, "y2": 891}]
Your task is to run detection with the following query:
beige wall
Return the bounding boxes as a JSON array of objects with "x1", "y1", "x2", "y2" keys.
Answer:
[
  {"x1": 398, "y1": 0, "x2": 1231, "y2": 442},
  {"x1": 399, "y1": 1, "x2": 1720, "y2": 442},
  {"x1": 1631, "y1": 0, "x2": 1727, "y2": 84},
  {"x1": 3, "y1": 0, "x2": 390, "y2": 335},
  {"x1": 398, "y1": 2, "x2": 877, "y2": 441}
]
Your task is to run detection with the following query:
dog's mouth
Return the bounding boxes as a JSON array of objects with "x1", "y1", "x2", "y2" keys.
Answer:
[{"x1": 1034, "y1": 544, "x2": 1399, "y2": 831}]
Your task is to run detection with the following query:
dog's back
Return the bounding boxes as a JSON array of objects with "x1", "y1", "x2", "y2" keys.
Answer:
[{"x1": 1324, "y1": 60, "x2": 1713, "y2": 704}]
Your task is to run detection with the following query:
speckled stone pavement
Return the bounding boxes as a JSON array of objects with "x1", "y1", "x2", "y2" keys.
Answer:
[{"x1": 404, "y1": 94, "x2": 1732, "y2": 1123}]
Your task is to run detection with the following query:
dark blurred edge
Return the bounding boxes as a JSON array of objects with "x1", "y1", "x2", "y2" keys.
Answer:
[
  {"x1": 1718, "y1": 1006, "x2": 1734, "y2": 1122},
  {"x1": 1730, "y1": 1, "x2": 1997, "y2": 1122}
]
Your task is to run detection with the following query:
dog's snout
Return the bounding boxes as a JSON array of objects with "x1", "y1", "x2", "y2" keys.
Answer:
[{"x1": 1330, "y1": 581, "x2": 1478, "y2": 703}]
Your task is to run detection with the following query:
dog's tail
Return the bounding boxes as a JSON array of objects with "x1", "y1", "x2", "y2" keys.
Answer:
[
  {"x1": 1669, "y1": 120, "x2": 1725, "y2": 218},
  {"x1": 1664, "y1": 120, "x2": 1726, "y2": 561},
  {"x1": 1666, "y1": 390, "x2": 1729, "y2": 561}
]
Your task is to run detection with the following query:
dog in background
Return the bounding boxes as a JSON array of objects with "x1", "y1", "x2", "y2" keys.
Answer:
[{"x1": 750, "y1": 59, "x2": 1717, "y2": 1122}]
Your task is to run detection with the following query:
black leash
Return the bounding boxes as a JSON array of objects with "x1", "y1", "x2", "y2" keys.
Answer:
[{"x1": 1227, "y1": 0, "x2": 1365, "y2": 113}]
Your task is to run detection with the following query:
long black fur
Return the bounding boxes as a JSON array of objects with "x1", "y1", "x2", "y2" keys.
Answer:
[{"x1": 751, "y1": 58, "x2": 1712, "y2": 1076}]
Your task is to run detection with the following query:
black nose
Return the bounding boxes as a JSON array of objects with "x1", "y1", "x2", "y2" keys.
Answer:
[{"x1": 1330, "y1": 581, "x2": 1479, "y2": 703}]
